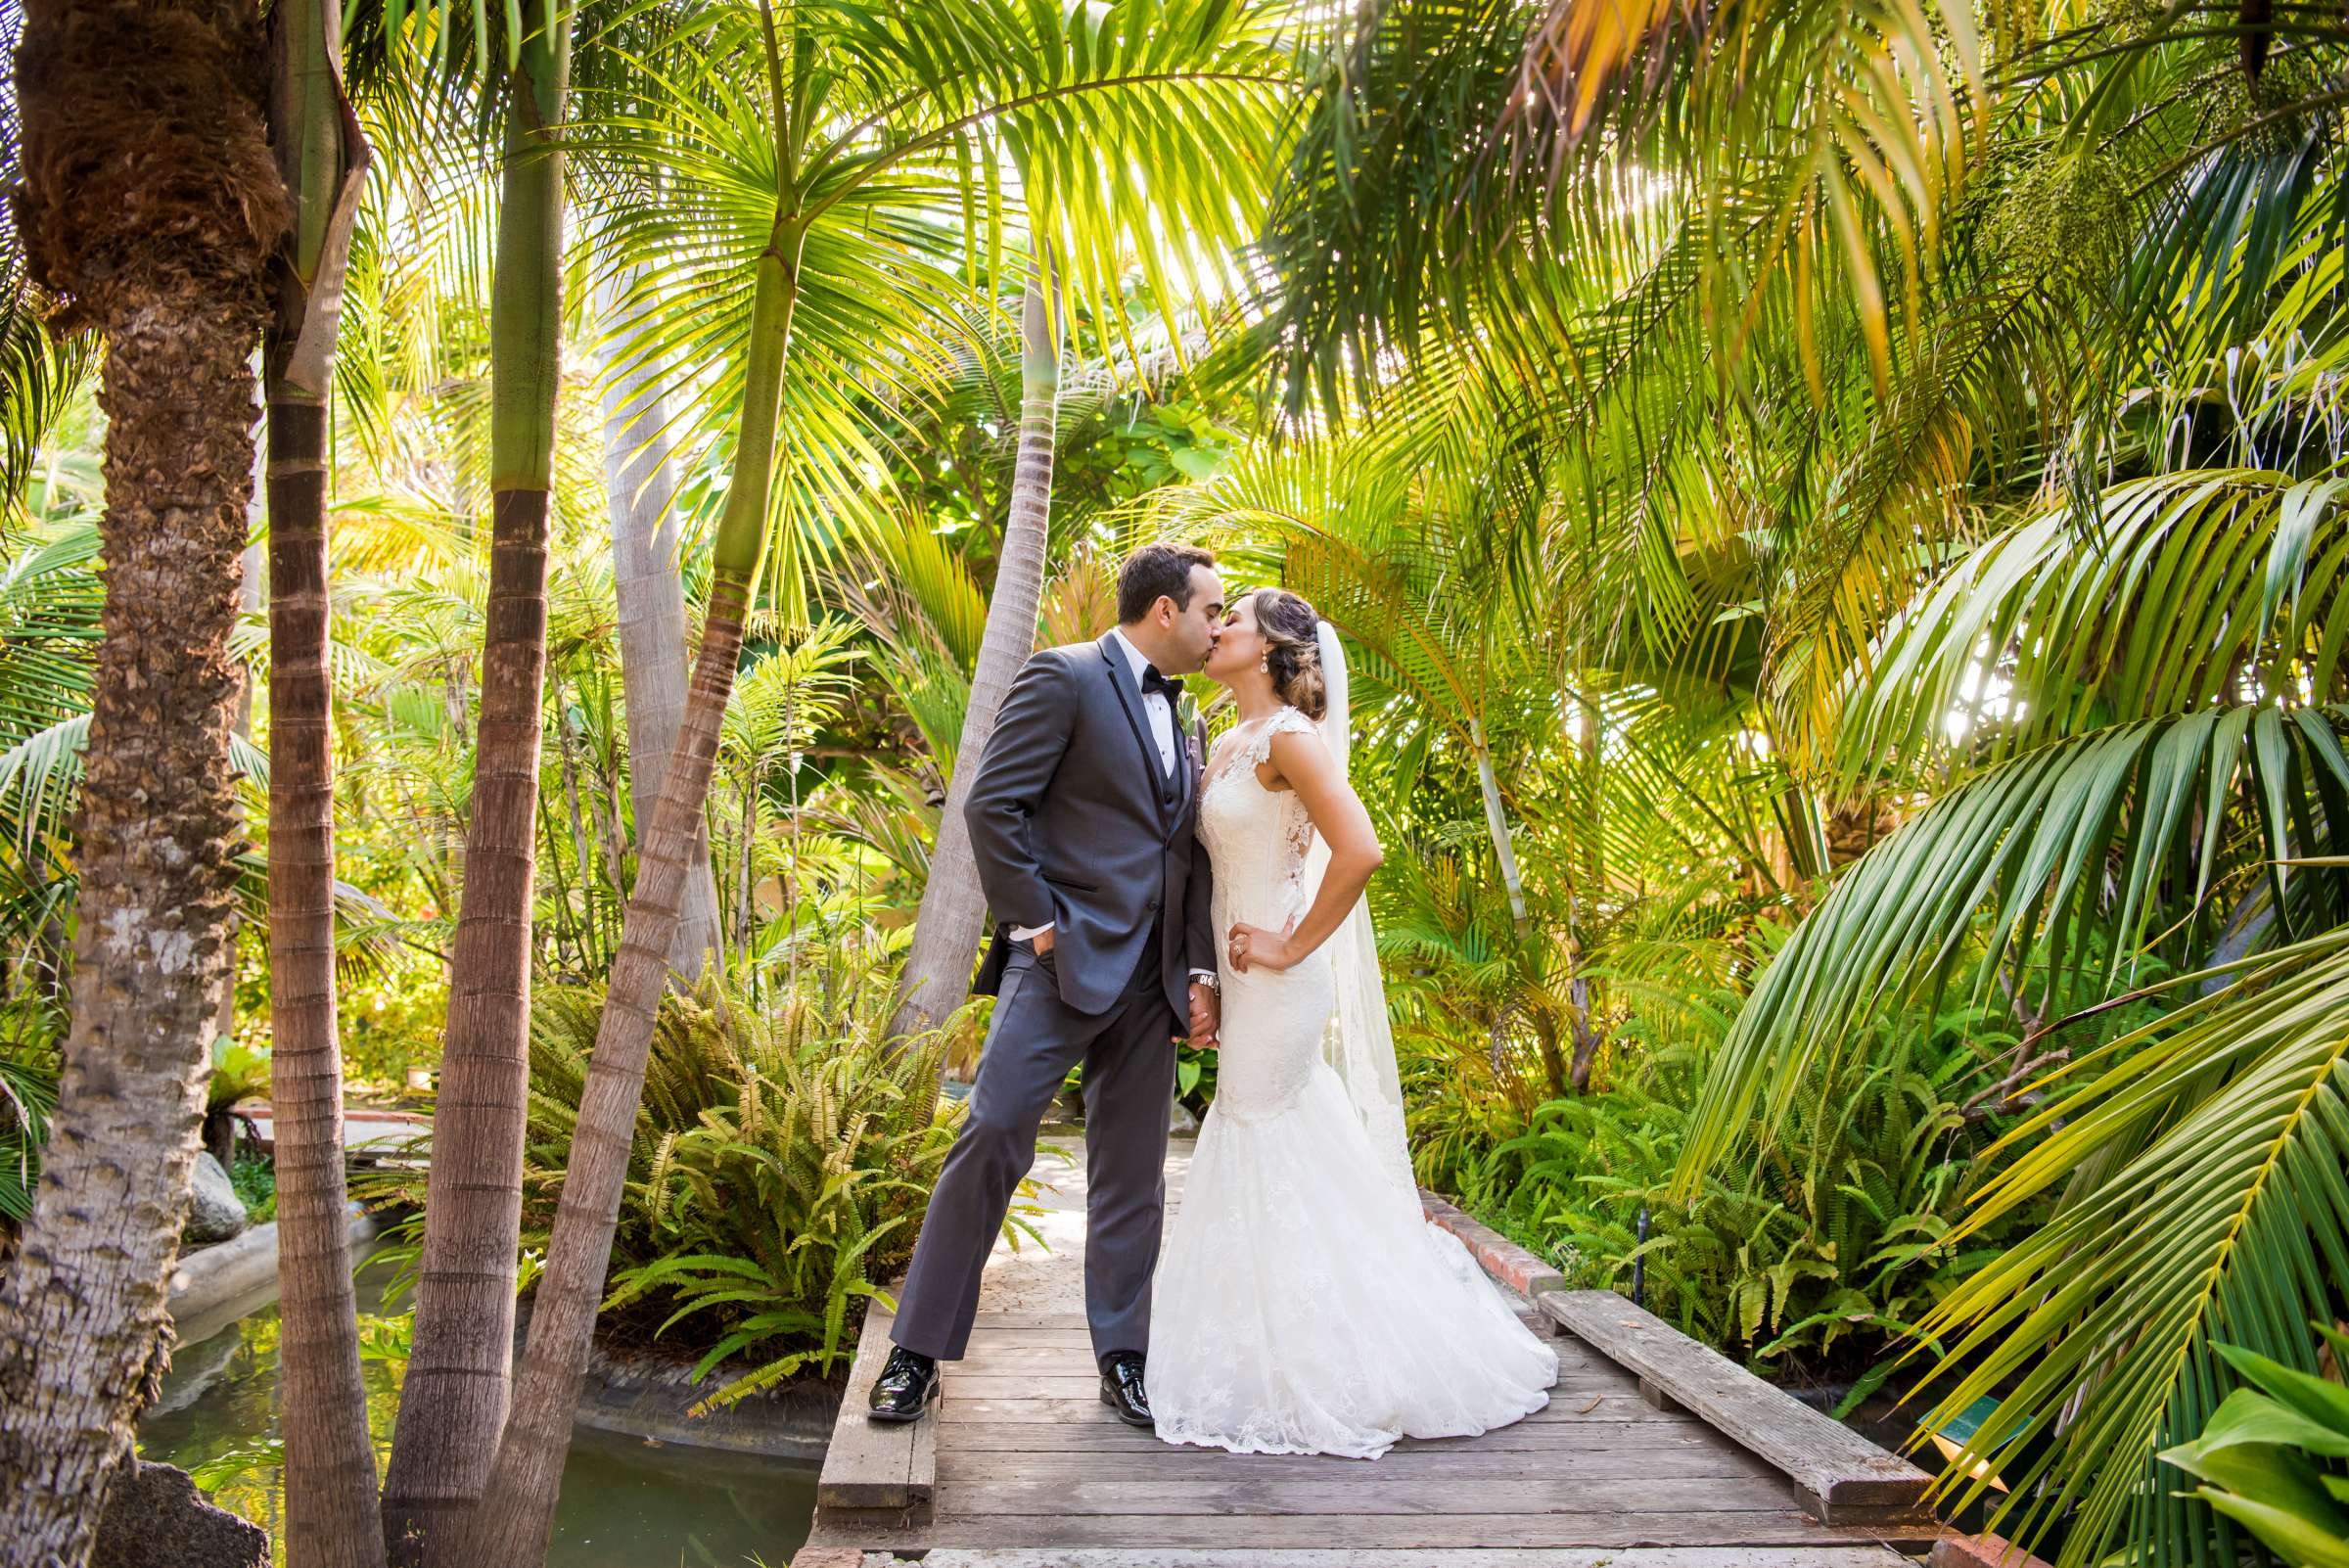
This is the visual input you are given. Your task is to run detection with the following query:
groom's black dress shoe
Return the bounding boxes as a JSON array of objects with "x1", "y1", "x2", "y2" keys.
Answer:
[
  {"x1": 867, "y1": 1345, "x2": 941, "y2": 1424},
  {"x1": 1099, "y1": 1351, "x2": 1153, "y2": 1428}
]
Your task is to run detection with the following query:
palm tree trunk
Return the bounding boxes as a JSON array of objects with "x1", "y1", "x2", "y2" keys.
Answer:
[
  {"x1": 461, "y1": 229, "x2": 802, "y2": 1566},
  {"x1": 0, "y1": 0, "x2": 284, "y2": 1550},
  {"x1": 263, "y1": 2, "x2": 384, "y2": 1562},
  {"x1": 591, "y1": 263, "x2": 719, "y2": 981},
  {"x1": 1565, "y1": 691, "x2": 1600, "y2": 1092},
  {"x1": 1471, "y1": 716, "x2": 1529, "y2": 927},
  {"x1": 382, "y1": 23, "x2": 570, "y2": 1564},
  {"x1": 889, "y1": 275, "x2": 1061, "y2": 1042}
]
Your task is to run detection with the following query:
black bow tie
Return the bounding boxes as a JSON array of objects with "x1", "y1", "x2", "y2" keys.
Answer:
[{"x1": 1140, "y1": 666, "x2": 1181, "y2": 701}]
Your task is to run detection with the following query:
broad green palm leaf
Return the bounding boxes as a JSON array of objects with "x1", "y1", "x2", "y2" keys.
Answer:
[
  {"x1": 580, "y1": 0, "x2": 1296, "y2": 617},
  {"x1": 1837, "y1": 468, "x2": 2349, "y2": 788},
  {"x1": 1677, "y1": 456, "x2": 2349, "y2": 1565},
  {"x1": 1683, "y1": 707, "x2": 2349, "y2": 1159},
  {"x1": 1911, "y1": 930, "x2": 2349, "y2": 1565},
  {"x1": 1679, "y1": 474, "x2": 2349, "y2": 1160}
]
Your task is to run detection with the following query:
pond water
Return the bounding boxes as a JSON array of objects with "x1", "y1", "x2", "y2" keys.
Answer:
[{"x1": 138, "y1": 1256, "x2": 818, "y2": 1568}]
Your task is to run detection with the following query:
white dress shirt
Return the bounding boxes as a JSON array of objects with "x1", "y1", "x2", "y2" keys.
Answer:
[
  {"x1": 1013, "y1": 630, "x2": 1213, "y2": 987},
  {"x1": 1111, "y1": 625, "x2": 1179, "y2": 773}
]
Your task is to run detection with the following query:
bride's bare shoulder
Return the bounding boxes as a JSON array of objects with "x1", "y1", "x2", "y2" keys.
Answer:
[{"x1": 1259, "y1": 708, "x2": 1332, "y2": 788}]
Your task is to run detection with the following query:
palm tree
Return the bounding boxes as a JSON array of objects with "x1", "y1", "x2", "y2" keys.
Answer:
[
  {"x1": 879, "y1": 11, "x2": 1290, "y2": 1041},
  {"x1": 591, "y1": 260, "x2": 722, "y2": 979},
  {"x1": 377, "y1": 9, "x2": 577, "y2": 1556},
  {"x1": 888, "y1": 275, "x2": 1062, "y2": 1038},
  {"x1": 459, "y1": 2, "x2": 1291, "y2": 1552},
  {"x1": 0, "y1": 0, "x2": 289, "y2": 1555},
  {"x1": 261, "y1": 1, "x2": 384, "y2": 1563}
]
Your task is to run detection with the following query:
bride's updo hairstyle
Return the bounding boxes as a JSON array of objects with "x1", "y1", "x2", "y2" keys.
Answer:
[{"x1": 1252, "y1": 588, "x2": 1327, "y2": 721}]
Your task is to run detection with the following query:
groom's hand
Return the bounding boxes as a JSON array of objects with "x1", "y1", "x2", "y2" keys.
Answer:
[{"x1": 1186, "y1": 981, "x2": 1221, "y2": 1051}]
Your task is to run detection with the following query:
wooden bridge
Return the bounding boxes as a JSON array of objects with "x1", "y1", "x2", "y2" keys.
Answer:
[{"x1": 792, "y1": 1134, "x2": 1950, "y2": 1568}]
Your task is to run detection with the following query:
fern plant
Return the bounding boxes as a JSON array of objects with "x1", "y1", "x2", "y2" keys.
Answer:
[
  {"x1": 494, "y1": 941, "x2": 1018, "y2": 1411},
  {"x1": 1465, "y1": 1002, "x2": 2046, "y2": 1391}
]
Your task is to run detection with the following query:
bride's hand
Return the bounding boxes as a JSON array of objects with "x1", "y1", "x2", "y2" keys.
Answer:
[{"x1": 1225, "y1": 918, "x2": 1299, "y2": 974}]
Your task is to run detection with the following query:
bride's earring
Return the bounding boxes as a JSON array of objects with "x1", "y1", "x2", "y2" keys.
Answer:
[{"x1": 1259, "y1": 655, "x2": 1269, "y2": 673}]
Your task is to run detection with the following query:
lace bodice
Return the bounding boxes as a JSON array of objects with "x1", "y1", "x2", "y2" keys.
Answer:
[
  {"x1": 1196, "y1": 707, "x2": 1331, "y2": 1128},
  {"x1": 1198, "y1": 707, "x2": 1322, "y2": 933}
]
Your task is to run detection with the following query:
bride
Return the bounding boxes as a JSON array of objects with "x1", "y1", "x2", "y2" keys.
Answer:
[{"x1": 1146, "y1": 586, "x2": 1559, "y2": 1458}]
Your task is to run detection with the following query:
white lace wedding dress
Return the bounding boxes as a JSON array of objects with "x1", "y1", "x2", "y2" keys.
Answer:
[{"x1": 1145, "y1": 707, "x2": 1558, "y2": 1459}]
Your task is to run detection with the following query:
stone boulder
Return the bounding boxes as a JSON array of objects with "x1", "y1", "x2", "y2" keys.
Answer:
[
  {"x1": 182, "y1": 1152, "x2": 248, "y2": 1245},
  {"x1": 91, "y1": 1460, "x2": 269, "y2": 1568}
]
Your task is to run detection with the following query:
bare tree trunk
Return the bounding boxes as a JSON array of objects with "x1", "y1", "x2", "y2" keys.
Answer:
[
  {"x1": 1471, "y1": 716, "x2": 1529, "y2": 928},
  {"x1": 889, "y1": 275, "x2": 1061, "y2": 1042},
  {"x1": 461, "y1": 218, "x2": 805, "y2": 1567},
  {"x1": 265, "y1": 393, "x2": 386, "y2": 1568},
  {"x1": 1565, "y1": 692, "x2": 1600, "y2": 1093},
  {"x1": 264, "y1": 0, "x2": 384, "y2": 1560},
  {"x1": 463, "y1": 574, "x2": 753, "y2": 1561},
  {"x1": 382, "y1": 23, "x2": 569, "y2": 1563},
  {"x1": 591, "y1": 263, "x2": 718, "y2": 980},
  {"x1": 0, "y1": 0, "x2": 285, "y2": 1550}
]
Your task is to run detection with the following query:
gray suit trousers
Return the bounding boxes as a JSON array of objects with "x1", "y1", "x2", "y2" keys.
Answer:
[{"x1": 890, "y1": 940, "x2": 1178, "y2": 1365}]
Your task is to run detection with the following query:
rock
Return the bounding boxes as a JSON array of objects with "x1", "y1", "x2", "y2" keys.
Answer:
[
  {"x1": 91, "y1": 1460, "x2": 269, "y2": 1568},
  {"x1": 1931, "y1": 1535, "x2": 2056, "y2": 1568},
  {"x1": 182, "y1": 1153, "x2": 248, "y2": 1245},
  {"x1": 1167, "y1": 1100, "x2": 1200, "y2": 1135}
]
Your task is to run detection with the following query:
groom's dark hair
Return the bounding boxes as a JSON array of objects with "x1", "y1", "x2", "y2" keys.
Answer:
[{"x1": 1117, "y1": 542, "x2": 1217, "y2": 625}]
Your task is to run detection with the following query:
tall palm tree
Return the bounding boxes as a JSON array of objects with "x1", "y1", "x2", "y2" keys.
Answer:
[
  {"x1": 379, "y1": 6, "x2": 576, "y2": 1558},
  {"x1": 887, "y1": 13, "x2": 1293, "y2": 1038},
  {"x1": 261, "y1": 1, "x2": 384, "y2": 1563},
  {"x1": 460, "y1": 2, "x2": 1291, "y2": 1552},
  {"x1": 889, "y1": 274, "x2": 1062, "y2": 1039},
  {"x1": 591, "y1": 261, "x2": 721, "y2": 979},
  {"x1": 0, "y1": 0, "x2": 289, "y2": 1556}
]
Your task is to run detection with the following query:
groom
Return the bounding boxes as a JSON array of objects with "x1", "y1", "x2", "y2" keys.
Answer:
[{"x1": 869, "y1": 542, "x2": 1227, "y2": 1429}]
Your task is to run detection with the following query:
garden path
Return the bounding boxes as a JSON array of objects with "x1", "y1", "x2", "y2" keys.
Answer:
[{"x1": 794, "y1": 1131, "x2": 1945, "y2": 1568}]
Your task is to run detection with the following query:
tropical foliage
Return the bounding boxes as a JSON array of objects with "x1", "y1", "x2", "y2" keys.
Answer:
[
  {"x1": 5, "y1": 0, "x2": 2349, "y2": 1562},
  {"x1": 367, "y1": 949, "x2": 992, "y2": 1414},
  {"x1": 2161, "y1": 1328, "x2": 2349, "y2": 1567}
]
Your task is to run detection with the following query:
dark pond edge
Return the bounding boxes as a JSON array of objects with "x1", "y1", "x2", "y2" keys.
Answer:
[
  {"x1": 515, "y1": 1295, "x2": 842, "y2": 1464},
  {"x1": 168, "y1": 1212, "x2": 839, "y2": 1464}
]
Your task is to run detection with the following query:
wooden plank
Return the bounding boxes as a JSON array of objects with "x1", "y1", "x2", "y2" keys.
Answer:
[
  {"x1": 969, "y1": 1311, "x2": 1094, "y2": 1329},
  {"x1": 936, "y1": 1417, "x2": 1760, "y2": 1455},
  {"x1": 949, "y1": 1341, "x2": 1613, "y2": 1377},
  {"x1": 880, "y1": 1548, "x2": 1917, "y2": 1567},
  {"x1": 908, "y1": 1381, "x2": 937, "y2": 1516},
  {"x1": 946, "y1": 1358, "x2": 1619, "y2": 1400},
  {"x1": 929, "y1": 1473, "x2": 1800, "y2": 1517},
  {"x1": 1538, "y1": 1289, "x2": 1933, "y2": 1524},
  {"x1": 935, "y1": 1445, "x2": 1782, "y2": 1484},
  {"x1": 959, "y1": 1328, "x2": 1121, "y2": 1348},
  {"x1": 816, "y1": 1305, "x2": 931, "y2": 1517},
  {"x1": 811, "y1": 1507, "x2": 1947, "y2": 1551},
  {"x1": 933, "y1": 1390, "x2": 1665, "y2": 1424}
]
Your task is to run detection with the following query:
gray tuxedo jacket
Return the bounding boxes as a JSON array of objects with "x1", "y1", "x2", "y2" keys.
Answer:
[{"x1": 965, "y1": 632, "x2": 1215, "y2": 1019}]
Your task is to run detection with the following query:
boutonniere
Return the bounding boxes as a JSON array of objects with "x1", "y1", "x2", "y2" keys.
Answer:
[{"x1": 1185, "y1": 730, "x2": 1205, "y2": 774}]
